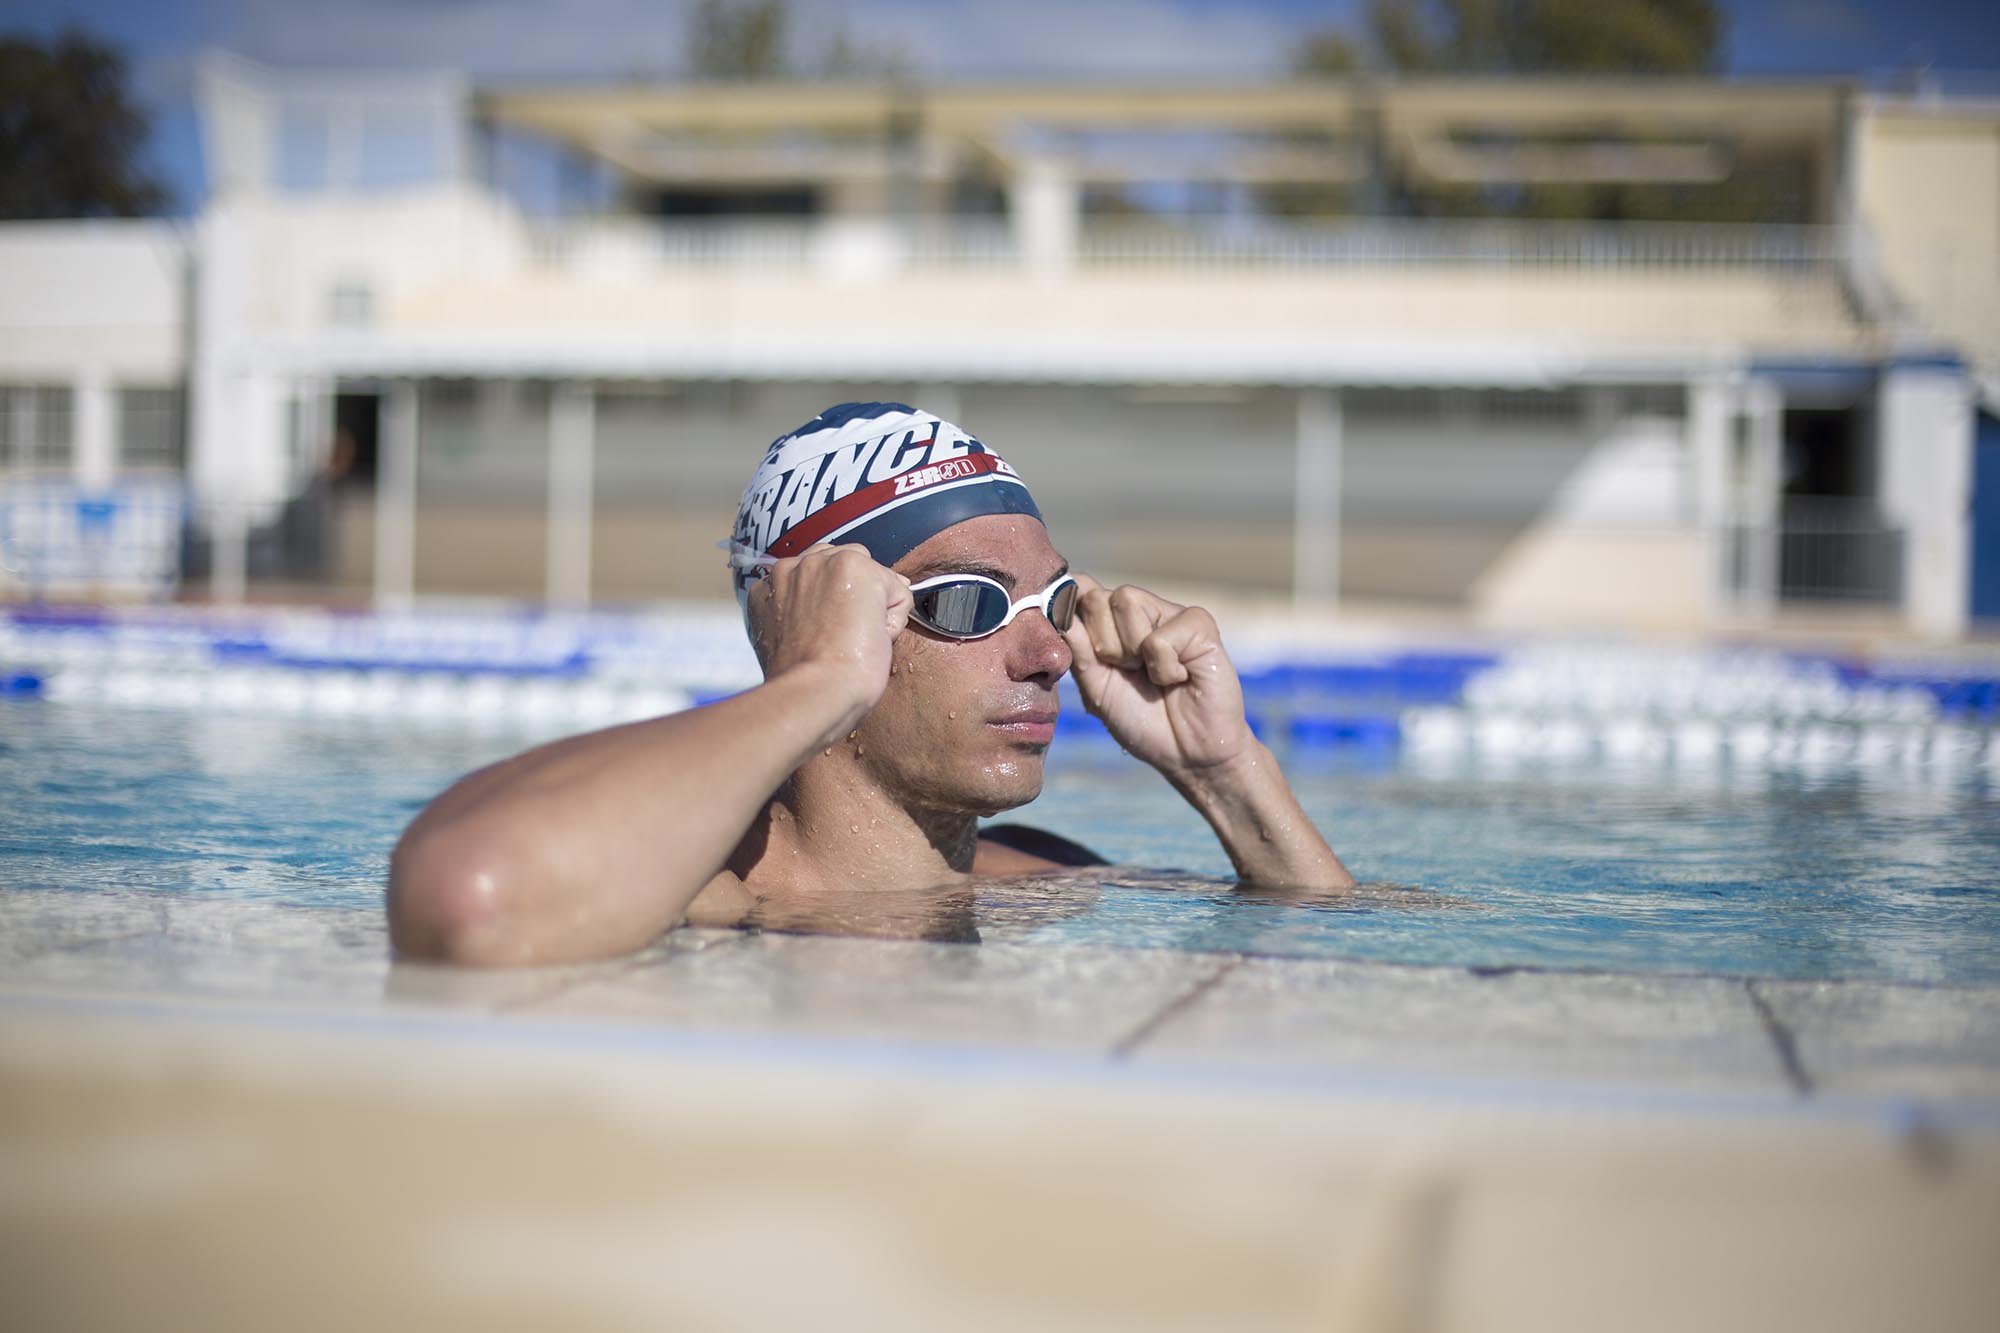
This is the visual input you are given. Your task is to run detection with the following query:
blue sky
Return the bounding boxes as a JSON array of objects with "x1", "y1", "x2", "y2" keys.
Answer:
[{"x1": 8, "y1": 0, "x2": 1998, "y2": 212}]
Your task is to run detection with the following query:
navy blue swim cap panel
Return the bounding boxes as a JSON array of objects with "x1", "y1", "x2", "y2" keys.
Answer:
[{"x1": 840, "y1": 474, "x2": 1045, "y2": 570}]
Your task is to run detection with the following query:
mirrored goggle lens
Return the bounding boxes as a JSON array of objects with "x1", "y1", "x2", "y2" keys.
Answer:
[
  {"x1": 914, "y1": 580, "x2": 1015, "y2": 636},
  {"x1": 1045, "y1": 578, "x2": 1078, "y2": 633}
]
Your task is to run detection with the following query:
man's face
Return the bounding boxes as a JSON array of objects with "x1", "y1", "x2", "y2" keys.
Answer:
[{"x1": 852, "y1": 513, "x2": 1072, "y2": 816}]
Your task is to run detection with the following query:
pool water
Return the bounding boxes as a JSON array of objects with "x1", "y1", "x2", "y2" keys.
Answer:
[{"x1": 4, "y1": 699, "x2": 1998, "y2": 986}]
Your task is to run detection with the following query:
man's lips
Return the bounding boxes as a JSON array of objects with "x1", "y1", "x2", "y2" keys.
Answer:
[{"x1": 987, "y1": 706, "x2": 1058, "y2": 742}]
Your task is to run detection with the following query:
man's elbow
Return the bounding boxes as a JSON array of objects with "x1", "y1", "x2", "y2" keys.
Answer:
[{"x1": 386, "y1": 830, "x2": 521, "y2": 967}]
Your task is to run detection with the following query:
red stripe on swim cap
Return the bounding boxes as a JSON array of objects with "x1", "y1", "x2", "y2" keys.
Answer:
[{"x1": 766, "y1": 451, "x2": 1013, "y2": 558}]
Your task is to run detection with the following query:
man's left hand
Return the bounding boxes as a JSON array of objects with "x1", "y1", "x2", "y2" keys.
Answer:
[{"x1": 1063, "y1": 576, "x2": 1254, "y2": 779}]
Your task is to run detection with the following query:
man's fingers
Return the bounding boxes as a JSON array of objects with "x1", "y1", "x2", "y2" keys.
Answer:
[
  {"x1": 1071, "y1": 579, "x2": 1199, "y2": 681},
  {"x1": 885, "y1": 569, "x2": 912, "y2": 635},
  {"x1": 1062, "y1": 613, "x2": 1112, "y2": 709},
  {"x1": 1141, "y1": 630, "x2": 1190, "y2": 686},
  {"x1": 1139, "y1": 606, "x2": 1224, "y2": 688},
  {"x1": 1075, "y1": 583, "x2": 1128, "y2": 667},
  {"x1": 752, "y1": 543, "x2": 911, "y2": 679},
  {"x1": 1110, "y1": 584, "x2": 1175, "y2": 670}
]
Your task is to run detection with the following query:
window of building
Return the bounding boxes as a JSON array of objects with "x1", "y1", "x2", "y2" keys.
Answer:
[
  {"x1": 0, "y1": 385, "x2": 74, "y2": 471},
  {"x1": 1344, "y1": 387, "x2": 1448, "y2": 421},
  {"x1": 326, "y1": 278, "x2": 375, "y2": 327},
  {"x1": 118, "y1": 386, "x2": 185, "y2": 471},
  {"x1": 1620, "y1": 384, "x2": 1687, "y2": 420},
  {"x1": 1470, "y1": 387, "x2": 1583, "y2": 424}
]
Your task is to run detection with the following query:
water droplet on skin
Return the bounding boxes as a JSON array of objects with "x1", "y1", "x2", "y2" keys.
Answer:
[
  {"x1": 948, "y1": 710, "x2": 956, "y2": 720},
  {"x1": 856, "y1": 746, "x2": 866, "y2": 757},
  {"x1": 847, "y1": 731, "x2": 858, "y2": 741},
  {"x1": 822, "y1": 747, "x2": 833, "y2": 756},
  {"x1": 850, "y1": 825, "x2": 860, "y2": 834}
]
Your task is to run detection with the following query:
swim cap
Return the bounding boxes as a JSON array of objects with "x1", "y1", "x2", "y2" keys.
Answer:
[{"x1": 727, "y1": 402, "x2": 1043, "y2": 600}]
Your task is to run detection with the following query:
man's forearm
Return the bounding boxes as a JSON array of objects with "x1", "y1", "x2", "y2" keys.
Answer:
[
  {"x1": 1166, "y1": 741, "x2": 1355, "y2": 891},
  {"x1": 389, "y1": 664, "x2": 864, "y2": 964}
]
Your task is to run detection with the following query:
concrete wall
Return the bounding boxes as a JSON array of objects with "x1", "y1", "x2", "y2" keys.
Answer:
[
  {"x1": 1472, "y1": 416, "x2": 1706, "y2": 629},
  {"x1": 0, "y1": 223, "x2": 189, "y2": 497},
  {"x1": 388, "y1": 265, "x2": 1868, "y2": 359},
  {"x1": 393, "y1": 379, "x2": 1620, "y2": 605},
  {"x1": 1856, "y1": 99, "x2": 2000, "y2": 371},
  {"x1": 0, "y1": 222, "x2": 186, "y2": 382}
]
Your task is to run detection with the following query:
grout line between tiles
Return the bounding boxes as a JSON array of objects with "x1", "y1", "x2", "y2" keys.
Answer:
[
  {"x1": 1107, "y1": 955, "x2": 1243, "y2": 1061},
  {"x1": 1744, "y1": 980, "x2": 1814, "y2": 1097}
]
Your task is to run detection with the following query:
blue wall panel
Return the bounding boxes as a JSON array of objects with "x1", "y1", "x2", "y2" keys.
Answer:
[{"x1": 1974, "y1": 412, "x2": 2000, "y2": 622}]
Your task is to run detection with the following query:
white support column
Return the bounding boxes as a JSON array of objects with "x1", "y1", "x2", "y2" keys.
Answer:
[
  {"x1": 291, "y1": 376, "x2": 335, "y2": 484},
  {"x1": 545, "y1": 380, "x2": 595, "y2": 610},
  {"x1": 375, "y1": 380, "x2": 418, "y2": 612},
  {"x1": 1292, "y1": 386, "x2": 1344, "y2": 609},
  {"x1": 322, "y1": 378, "x2": 342, "y2": 471},
  {"x1": 192, "y1": 201, "x2": 248, "y2": 604},
  {"x1": 1739, "y1": 378, "x2": 1784, "y2": 619},
  {"x1": 1881, "y1": 366, "x2": 1974, "y2": 639},
  {"x1": 1687, "y1": 375, "x2": 1732, "y2": 622},
  {"x1": 1010, "y1": 157, "x2": 1078, "y2": 278},
  {"x1": 207, "y1": 373, "x2": 249, "y2": 605},
  {"x1": 72, "y1": 366, "x2": 115, "y2": 490}
]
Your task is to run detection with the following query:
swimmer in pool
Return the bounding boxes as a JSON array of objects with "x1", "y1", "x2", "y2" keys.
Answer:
[{"x1": 388, "y1": 403, "x2": 1353, "y2": 964}]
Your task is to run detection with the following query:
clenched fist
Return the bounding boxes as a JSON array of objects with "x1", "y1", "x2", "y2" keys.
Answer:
[
  {"x1": 747, "y1": 544, "x2": 912, "y2": 742},
  {"x1": 1062, "y1": 576, "x2": 1255, "y2": 779}
]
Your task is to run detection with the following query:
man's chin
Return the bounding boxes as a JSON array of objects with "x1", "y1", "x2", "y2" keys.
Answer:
[{"x1": 961, "y1": 761, "x2": 1046, "y2": 816}]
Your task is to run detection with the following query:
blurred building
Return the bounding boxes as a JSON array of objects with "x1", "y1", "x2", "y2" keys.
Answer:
[{"x1": 2, "y1": 52, "x2": 1998, "y2": 636}]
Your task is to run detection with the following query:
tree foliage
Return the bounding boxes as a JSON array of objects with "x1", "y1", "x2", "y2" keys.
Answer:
[
  {"x1": 0, "y1": 28, "x2": 167, "y2": 219},
  {"x1": 1301, "y1": 0, "x2": 1723, "y2": 76},
  {"x1": 687, "y1": 0, "x2": 910, "y2": 81},
  {"x1": 1283, "y1": 0, "x2": 1774, "y2": 223},
  {"x1": 688, "y1": 0, "x2": 790, "y2": 80}
]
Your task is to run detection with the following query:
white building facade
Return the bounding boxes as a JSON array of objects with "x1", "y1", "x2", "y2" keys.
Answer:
[{"x1": 3, "y1": 55, "x2": 1997, "y2": 638}]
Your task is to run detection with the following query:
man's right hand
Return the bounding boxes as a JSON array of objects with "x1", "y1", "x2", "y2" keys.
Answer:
[{"x1": 747, "y1": 544, "x2": 912, "y2": 740}]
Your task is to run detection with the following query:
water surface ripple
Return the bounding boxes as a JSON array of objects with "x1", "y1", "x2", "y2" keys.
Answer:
[{"x1": 4, "y1": 701, "x2": 1997, "y2": 984}]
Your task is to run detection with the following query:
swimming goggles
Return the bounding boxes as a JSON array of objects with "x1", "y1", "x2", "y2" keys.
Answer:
[
  {"x1": 721, "y1": 540, "x2": 1077, "y2": 641},
  {"x1": 908, "y1": 572, "x2": 1079, "y2": 641}
]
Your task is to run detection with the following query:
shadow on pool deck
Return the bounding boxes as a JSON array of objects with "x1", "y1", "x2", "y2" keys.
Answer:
[{"x1": 3, "y1": 888, "x2": 1999, "y2": 1331}]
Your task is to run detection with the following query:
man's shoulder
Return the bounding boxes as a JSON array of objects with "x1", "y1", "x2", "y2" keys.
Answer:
[{"x1": 973, "y1": 823, "x2": 1109, "y2": 874}]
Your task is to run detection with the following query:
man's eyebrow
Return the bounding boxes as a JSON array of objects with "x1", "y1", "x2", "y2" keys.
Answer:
[
  {"x1": 907, "y1": 557, "x2": 1017, "y2": 587},
  {"x1": 908, "y1": 557, "x2": 1071, "y2": 590}
]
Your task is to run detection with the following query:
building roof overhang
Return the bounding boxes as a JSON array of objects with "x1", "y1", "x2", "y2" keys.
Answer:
[
  {"x1": 245, "y1": 326, "x2": 1786, "y2": 388},
  {"x1": 475, "y1": 76, "x2": 1851, "y2": 194}
]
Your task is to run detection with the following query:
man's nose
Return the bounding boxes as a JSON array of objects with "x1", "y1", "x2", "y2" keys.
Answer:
[{"x1": 1007, "y1": 608, "x2": 1073, "y2": 681}]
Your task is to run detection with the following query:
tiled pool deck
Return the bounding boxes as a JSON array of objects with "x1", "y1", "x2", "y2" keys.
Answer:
[{"x1": 4, "y1": 889, "x2": 1998, "y2": 1331}]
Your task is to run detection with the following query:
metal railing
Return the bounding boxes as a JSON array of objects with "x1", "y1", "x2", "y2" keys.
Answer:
[
  {"x1": 1726, "y1": 497, "x2": 1905, "y2": 607},
  {"x1": 527, "y1": 217, "x2": 1853, "y2": 276},
  {"x1": 1076, "y1": 219, "x2": 1849, "y2": 270},
  {"x1": 0, "y1": 479, "x2": 186, "y2": 600},
  {"x1": 529, "y1": 219, "x2": 816, "y2": 270}
]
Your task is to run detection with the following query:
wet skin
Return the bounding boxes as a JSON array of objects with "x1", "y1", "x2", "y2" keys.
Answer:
[
  {"x1": 839, "y1": 513, "x2": 1072, "y2": 820},
  {"x1": 390, "y1": 511, "x2": 1350, "y2": 965},
  {"x1": 717, "y1": 514, "x2": 1074, "y2": 909}
]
